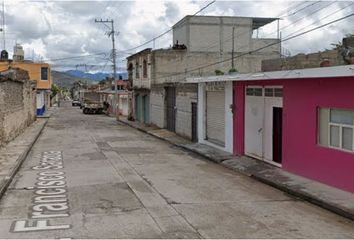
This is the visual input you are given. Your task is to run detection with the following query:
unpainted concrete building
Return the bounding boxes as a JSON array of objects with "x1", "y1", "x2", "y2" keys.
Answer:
[
  {"x1": 0, "y1": 68, "x2": 36, "y2": 146},
  {"x1": 127, "y1": 48, "x2": 152, "y2": 123},
  {"x1": 149, "y1": 15, "x2": 281, "y2": 141}
]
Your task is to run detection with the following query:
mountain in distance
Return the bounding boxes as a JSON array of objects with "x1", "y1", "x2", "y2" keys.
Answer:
[
  {"x1": 65, "y1": 70, "x2": 128, "y2": 82},
  {"x1": 52, "y1": 70, "x2": 95, "y2": 89}
]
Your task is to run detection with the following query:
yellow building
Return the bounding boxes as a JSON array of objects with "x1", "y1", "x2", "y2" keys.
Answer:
[{"x1": 0, "y1": 61, "x2": 52, "y2": 115}]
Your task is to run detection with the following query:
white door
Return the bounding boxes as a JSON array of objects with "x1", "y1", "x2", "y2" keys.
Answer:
[
  {"x1": 206, "y1": 90, "x2": 225, "y2": 146},
  {"x1": 245, "y1": 87, "x2": 264, "y2": 160},
  {"x1": 245, "y1": 86, "x2": 283, "y2": 165}
]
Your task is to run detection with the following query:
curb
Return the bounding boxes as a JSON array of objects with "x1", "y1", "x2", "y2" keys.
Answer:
[
  {"x1": 118, "y1": 119, "x2": 354, "y2": 222},
  {"x1": 0, "y1": 119, "x2": 48, "y2": 199},
  {"x1": 250, "y1": 174, "x2": 354, "y2": 221}
]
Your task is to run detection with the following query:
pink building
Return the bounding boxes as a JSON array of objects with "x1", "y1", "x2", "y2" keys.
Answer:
[{"x1": 188, "y1": 65, "x2": 354, "y2": 194}]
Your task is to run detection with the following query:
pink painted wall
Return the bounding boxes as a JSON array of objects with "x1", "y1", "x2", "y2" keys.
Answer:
[{"x1": 233, "y1": 77, "x2": 354, "y2": 193}]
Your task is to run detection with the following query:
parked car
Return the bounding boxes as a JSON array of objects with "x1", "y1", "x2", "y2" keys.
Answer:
[{"x1": 72, "y1": 99, "x2": 80, "y2": 106}]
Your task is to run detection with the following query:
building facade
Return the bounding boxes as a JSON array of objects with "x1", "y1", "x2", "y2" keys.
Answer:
[
  {"x1": 99, "y1": 79, "x2": 130, "y2": 116},
  {"x1": 149, "y1": 15, "x2": 280, "y2": 141},
  {"x1": 0, "y1": 61, "x2": 52, "y2": 116},
  {"x1": 127, "y1": 48, "x2": 152, "y2": 124},
  {"x1": 188, "y1": 65, "x2": 354, "y2": 194}
]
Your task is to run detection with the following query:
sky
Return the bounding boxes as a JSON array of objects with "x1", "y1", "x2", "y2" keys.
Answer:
[{"x1": 2, "y1": 0, "x2": 354, "y2": 73}]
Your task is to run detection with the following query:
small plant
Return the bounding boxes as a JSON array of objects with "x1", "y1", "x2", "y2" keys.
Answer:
[
  {"x1": 228, "y1": 68, "x2": 238, "y2": 74},
  {"x1": 215, "y1": 69, "x2": 224, "y2": 76}
]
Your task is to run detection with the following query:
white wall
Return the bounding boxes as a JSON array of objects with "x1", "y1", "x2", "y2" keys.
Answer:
[
  {"x1": 175, "y1": 84, "x2": 197, "y2": 139},
  {"x1": 36, "y1": 91, "x2": 44, "y2": 109},
  {"x1": 198, "y1": 81, "x2": 233, "y2": 153},
  {"x1": 119, "y1": 95, "x2": 128, "y2": 116},
  {"x1": 150, "y1": 87, "x2": 165, "y2": 128}
]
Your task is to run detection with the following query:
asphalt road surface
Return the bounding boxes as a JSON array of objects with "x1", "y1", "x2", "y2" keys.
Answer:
[{"x1": 0, "y1": 101, "x2": 353, "y2": 238}]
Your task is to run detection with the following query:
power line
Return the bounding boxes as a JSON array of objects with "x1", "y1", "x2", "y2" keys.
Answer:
[
  {"x1": 280, "y1": 0, "x2": 321, "y2": 18},
  {"x1": 277, "y1": 1, "x2": 310, "y2": 18},
  {"x1": 95, "y1": 18, "x2": 119, "y2": 116},
  {"x1": 43, "y1": 52, "x2": 110, "y2": 62},
  {"x1": 192, "y1": 0, "x2": 339, "y2": 54},
  {"x1": 273, "y1": 1, "x2": 338, "y2": 34},
  {"x1": 177, "y1": 0, "x2": 299, "y2": 54},
  {"x1": 285, "y1": 1, "x2": 354, "y2": 38},
  {"x1": 120, "y1": 0, "x2": 216, "y2": 53}
]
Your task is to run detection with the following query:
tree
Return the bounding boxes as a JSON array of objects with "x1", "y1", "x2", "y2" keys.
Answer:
[
  {"x1": 331, "y1": 32, "x2": 354, "y2": 50},
  {"x1": 99, "y1": 79, "x2": 106, "y2": 85},
  {"x1": 51, "y1": 84, "x2": 60, "y2": 99}
]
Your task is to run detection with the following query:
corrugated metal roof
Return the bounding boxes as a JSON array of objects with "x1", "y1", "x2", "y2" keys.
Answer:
[{"x1": 252, "y1": 17, "x2": 279, "y2": 30}]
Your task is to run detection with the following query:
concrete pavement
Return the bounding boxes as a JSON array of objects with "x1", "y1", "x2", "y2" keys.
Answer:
[
  {"x1": 0, "y1": 102, "x2": 353, "y2": 238},
  {"x1": 119, "y1": 116, "x2": 354, "y2": 222}
]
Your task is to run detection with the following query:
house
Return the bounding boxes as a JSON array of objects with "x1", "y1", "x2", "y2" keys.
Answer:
[
  {"x1": 99, "y1": 79, "x2": 130, "y2": 116},
  {"x1": 187, "y1": 64, "x2": 354, "y2": 194},
  {"x1": 127, "y1": 48, "x2": 152, "y2": 123},
  {"x1": 127, "y1": 15, "x2": 281, "y2": 141},
  {"x1": 0, "y1": 44, "x2": 52, "y2": 116}
]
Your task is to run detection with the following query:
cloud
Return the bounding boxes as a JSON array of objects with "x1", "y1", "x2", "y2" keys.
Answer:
[{"x1": 2, "y1": 0, "x2": 353, "y2": 72}]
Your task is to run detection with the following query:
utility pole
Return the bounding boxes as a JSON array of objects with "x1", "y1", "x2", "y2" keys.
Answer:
[
  {"x1": 231, "y1": 26, "x2": 235, "y2": 69},
  {"x1": 1, "y1": 0, "x2": 5, "y2": 50},
  {"x1": 95, "y1": 18, "x2": 118, "y2": 119}
]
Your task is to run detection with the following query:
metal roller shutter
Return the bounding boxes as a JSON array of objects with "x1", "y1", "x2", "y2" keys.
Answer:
[{"x1": 206, "y1": 90, "x2": 225, "y2": 146}]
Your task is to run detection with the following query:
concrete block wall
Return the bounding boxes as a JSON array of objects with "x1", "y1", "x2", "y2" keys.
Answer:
[
  {"x1": 175, "y1": 84, "x2": 197, "y2": 139},
  {"x1": 173, "y1": 16, "x2": 255, "y2": 53},
  {"x1": 152, "y1": 50, "x2": 280, "y2": 87},
  {"x1": 0, "y1": 69, "x2": 36, "y2": 146},
  {"x1": 262, "y1": 50, "x2": 344, "y2": 71},
  {"x1": 150, "y1": 85, "x2": 165, "y2": 128}
]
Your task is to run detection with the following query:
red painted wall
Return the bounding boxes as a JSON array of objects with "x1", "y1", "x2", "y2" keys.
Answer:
[{"x1": 233, "y1": 77, "x2": 354, "y2": 193}]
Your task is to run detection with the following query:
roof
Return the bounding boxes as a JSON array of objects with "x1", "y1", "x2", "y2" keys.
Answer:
[
  {"x1": 252, "y1": 17, "x2": 279, "y2": 30},
  {"x1": 186, "y1": 65, "x2": 354, "y2": 83},
  {"x1": 127, "y1": 48, "x2": 152, "y2": 60},
  {"x1": 172, "y1": 15, "x2": 279, "y2": 30}
]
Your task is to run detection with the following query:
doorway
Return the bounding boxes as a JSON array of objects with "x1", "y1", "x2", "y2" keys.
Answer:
[
  {"x1": 244, "y1": 86, "x2": 283, "y2": 166},
  {"x1": 191, "y1": 102, "x2": 198, "y2": 142},
  {"x1": 272, "y1": 107, "x2": 283, "y2": 164},
  {"x1": 165, "y1": 87, "x2": 176, "y2": 132},
  {"x1": 143, "y1": 95, "x2": 150, "y2": 124}
]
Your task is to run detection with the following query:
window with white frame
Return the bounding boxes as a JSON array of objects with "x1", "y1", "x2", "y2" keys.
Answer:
[{"x1": 318, "y1": 108, "x2": 354, "y2": 152}]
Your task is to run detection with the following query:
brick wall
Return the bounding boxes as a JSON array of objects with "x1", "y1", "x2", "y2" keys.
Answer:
[{"x1": 0, "y1": 68, "x2": 36, "y2": 146}]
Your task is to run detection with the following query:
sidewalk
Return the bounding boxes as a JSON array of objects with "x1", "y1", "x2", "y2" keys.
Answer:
[
  {"x1": 118, "y1": 117, "x2": 354, "y2": 221},
  {"x1": 37, "y1": 106, "x2": 57, "y2": 119},
  {"x1": 0, "y1": 118, "x2": 48, "y2": 197}
]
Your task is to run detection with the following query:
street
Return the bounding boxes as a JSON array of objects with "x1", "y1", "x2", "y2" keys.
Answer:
[{"x1": 0, "y1": 102, "x2": 353, "y2": 239}]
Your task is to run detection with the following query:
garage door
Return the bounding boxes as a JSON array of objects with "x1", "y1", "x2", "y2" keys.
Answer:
[{"x1": 206, "y1": 90, "x2": 225, "y2": 146}]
